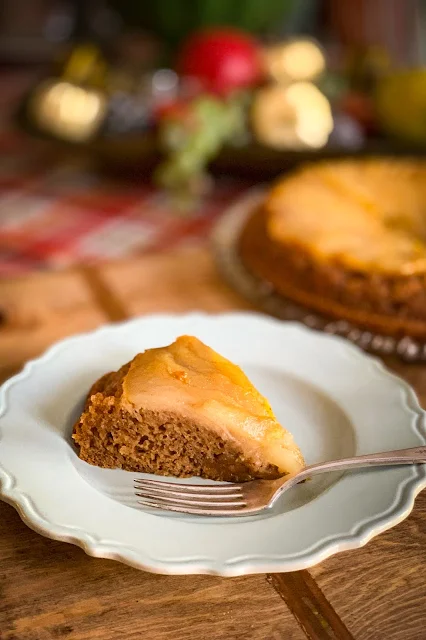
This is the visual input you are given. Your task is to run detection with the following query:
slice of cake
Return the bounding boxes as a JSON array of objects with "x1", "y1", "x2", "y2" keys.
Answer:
[{"x1": 72, "y1": 335, "x2": 304, "y2": 482}]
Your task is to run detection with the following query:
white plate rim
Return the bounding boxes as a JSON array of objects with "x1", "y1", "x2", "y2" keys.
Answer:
[{"x1": 0, "y1": 311, "x2": 425, "y2": 576}]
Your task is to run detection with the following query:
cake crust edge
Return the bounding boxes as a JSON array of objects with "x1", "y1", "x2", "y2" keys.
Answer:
[{"x1": 239, "y1": 207, "x2": 426, "y2": 339}]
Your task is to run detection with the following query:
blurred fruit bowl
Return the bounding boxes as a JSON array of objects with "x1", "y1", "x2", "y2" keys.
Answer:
[{"x1": 86, "y1": 128, "x2": 426, "y2": 182}]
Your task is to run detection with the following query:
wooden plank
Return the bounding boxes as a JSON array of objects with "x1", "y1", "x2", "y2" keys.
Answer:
[
  {"x1": 100, "y1": 249, "x2": 253, "y2": 316},
  {"x1": 267, "y1": 572, "x2": 354, "y2": 640},
  {"x1": 79, "y1": 265, "x2": 129, "y2": 323},
  {"x1": 1, "y1": 249, "x2": 426, "y2": 640},
  {"x1": 311, "y1": 491, "x2": 426, "y2": 640},
  {"x1": 0, "y1": 501, "x2": 305, "y2": 640},
  {"x1": 0, "y1": 269, "x2": 106, "y2": 374},
  {"x1": 0, "y1": 250, "x2": 251, "y2": 375},
  {"x1": 0, "y1": 251, "x2": 303, "y2": 640}
]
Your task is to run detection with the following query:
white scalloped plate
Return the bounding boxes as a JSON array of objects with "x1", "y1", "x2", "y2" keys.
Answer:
[{"x1": 0, "y1": 312, "x2": 425, "y2": 576}]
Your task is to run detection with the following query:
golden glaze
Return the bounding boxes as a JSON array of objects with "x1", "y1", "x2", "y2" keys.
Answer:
[
  {"x1": 266, "y1": 160, "x2": 426, "y2": 275},
  {"x1": 123, "y1": 335, "x2": 304, "y2": 474}
]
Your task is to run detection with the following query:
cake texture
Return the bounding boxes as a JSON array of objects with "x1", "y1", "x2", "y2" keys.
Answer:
[
  {"x1": 239, "y1": 159, "x2": 426, "y2": 338},
  {"x1": 72, "y1": 336, "x2": 304, "y2": 482}
]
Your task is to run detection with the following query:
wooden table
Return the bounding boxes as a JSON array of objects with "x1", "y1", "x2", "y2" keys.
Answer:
[{"x1": 0, "y1": 248, "x2": 425, "y2": 640}]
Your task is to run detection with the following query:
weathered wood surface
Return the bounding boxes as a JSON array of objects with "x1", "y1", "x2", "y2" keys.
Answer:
[{"x1": 0, "y1": 249, "x2": 425, "y2": 640}]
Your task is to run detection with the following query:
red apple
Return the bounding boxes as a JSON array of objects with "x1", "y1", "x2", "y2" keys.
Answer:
[{"x1": 176, "y1": 28, "x2": 263, "y2": 96}]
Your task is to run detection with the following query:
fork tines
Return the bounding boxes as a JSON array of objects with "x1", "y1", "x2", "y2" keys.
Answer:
[{"x1": 134, "y1": 478, "x2": 247, "y2": 515}]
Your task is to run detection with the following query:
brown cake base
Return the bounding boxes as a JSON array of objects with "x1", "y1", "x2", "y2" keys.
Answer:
[
  {"x1": 72, "y1": 364, "x2": 280, "y2": 483},
  {"x1": 239, "y1": 208, "x2": 426, "y2": 339}
]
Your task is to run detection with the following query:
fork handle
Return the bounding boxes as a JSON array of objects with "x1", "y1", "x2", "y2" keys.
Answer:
[{"x1": 291, "y1": 446, "x2": 426, "y2": 486}]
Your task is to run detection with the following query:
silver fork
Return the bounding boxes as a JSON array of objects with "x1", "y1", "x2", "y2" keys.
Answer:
[{"x1": 134, "y1": 446, "x2": 426, "y2": 517}]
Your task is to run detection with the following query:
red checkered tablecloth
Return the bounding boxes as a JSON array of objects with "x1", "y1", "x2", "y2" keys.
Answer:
[{"x1": 0, "y1": 132, "x2": 248, "y2": 278}]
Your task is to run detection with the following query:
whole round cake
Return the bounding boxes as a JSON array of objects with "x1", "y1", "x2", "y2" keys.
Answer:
[{"x1": 239, "y1": 159, "x2": 426, "y2": 338}]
